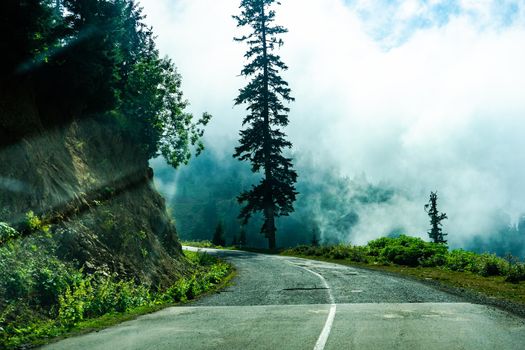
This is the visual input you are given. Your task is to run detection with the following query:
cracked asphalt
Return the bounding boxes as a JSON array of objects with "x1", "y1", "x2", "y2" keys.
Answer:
[{"x1": 192, "y1": 249, "x2": 463, "y2": 306}]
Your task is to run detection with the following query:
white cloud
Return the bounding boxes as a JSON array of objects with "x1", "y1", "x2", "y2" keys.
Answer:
[{"x1": 139, "y1": 0, "x2": 525, "y2": 246}]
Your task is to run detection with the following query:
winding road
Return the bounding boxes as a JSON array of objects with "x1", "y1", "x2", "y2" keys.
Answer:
[{"x1": 43, "y1": 248, "x2": 525, "y2": 349}]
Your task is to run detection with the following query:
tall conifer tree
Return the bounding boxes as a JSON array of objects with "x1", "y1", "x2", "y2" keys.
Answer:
[
  {"x1": 233, "y1": 0, "x2": 297, "y2": 249},
  {"x1": 424, "y1": 191, "x2": 448, "y2": 244}
]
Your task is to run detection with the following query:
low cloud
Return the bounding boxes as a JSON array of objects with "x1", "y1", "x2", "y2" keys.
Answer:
[{"x1": 140, "y1": 0, "x2": 525, "y2": 250}]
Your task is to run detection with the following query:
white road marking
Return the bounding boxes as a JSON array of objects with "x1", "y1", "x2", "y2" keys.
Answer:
[{"x1": 290, "y1": 262, "x2": 338, "y2": 350}]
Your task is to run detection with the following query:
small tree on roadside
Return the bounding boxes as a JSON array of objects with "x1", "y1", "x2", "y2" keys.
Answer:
[
  {"x1": 424, "y1": 191, "x2": 448, "y2": 244},
  {"x1": 212, "y1": 221, "x2": 226, "y2": 246}
]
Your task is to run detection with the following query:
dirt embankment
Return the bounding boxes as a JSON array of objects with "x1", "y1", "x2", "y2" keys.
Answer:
[{"x1": 0, "y1": 82, "x2": 188, "y2": 287}]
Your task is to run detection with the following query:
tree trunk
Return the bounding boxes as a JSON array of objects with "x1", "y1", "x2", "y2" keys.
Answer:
[
  {"x1": 268, "y1": 230, "x2": 276, "y2": 250},
  {"x1": 265, "y1": 206, "x2": 276, "y2": 249},
  {"x1": 260, "y1": 3, "x2": 276, "y2": 250}
]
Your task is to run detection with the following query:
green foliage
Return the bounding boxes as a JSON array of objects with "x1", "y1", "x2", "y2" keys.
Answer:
[
  {"x1": 0, "y1": 0, "x2": 61, "y2": 80},
  {"x1": 1, "y1": 0, "x2": 209, "y2": 167},
  {"x1": 58, "y1": 280, "x2": 91, "y2": 326},
  {"x1": 0, "y1": 247, "x2": 231, "y2": 347},
  {"x1": 233, "y1": 0, "x2": 298, "y2": 248},
  {"x1": 506, "y1": 263, "x2": 525, "y2": 283},
  {"x1": 446, "y1": 250, "x2": 509, "y2": 277},
  {"x1": 163, "y1": 278, "x2": 191, "y2": 303},
  {"x1": 0, "y1": 222, "x2": 19, "y2": 245},
  {"x1": 372, "y1": 235, "x2": 448, "y2": 267},
  {"x1": 161, "y1": 254, "x2": 230, "y2": 304},
  {"x1": 0, "y1": 234, "x2": 78, "y2": 305},
  {"x1": 476, "y1": 253, "x2": 507, "y2": 277},
  {"x1": 24, "y1": 211, "x2": 50, "y2": 234},
  {"x1": 445, "y1": 249, "x2": 479, "y2": 272},
  {"x1": 287, "y1": 244, "x2": 368, "y2": 263},
  {"x1": 284, "y1": 235, "x2": 525, "y2": 283},
  {"x1": 184, "y1": 250, "x2": 217, "y2": 267},
  {"x1": 119, "y1": 55, "x2": 211, "y2": 166},
  {"x1": 57, "y1": 275, "x2": 153, "y2": 327}
]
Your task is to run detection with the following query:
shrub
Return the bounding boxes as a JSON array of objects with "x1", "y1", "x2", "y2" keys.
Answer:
[
  {"x1": 368, "y1": 235, "x2": 447, "y2": 267},
  {"x1": 205, "y1": 262, "x2": 230, "y2": 284},
  {"x1": 346, "y1": 245, "x2": 369, "y2": 263},
  {"x1": 0, "y1": 222, "x2": 19, "y2": 245},
  {"x1": 506, "y1": 263, "x2": 525, "y2": 283},
  {"x1": 58, "y1": 275, "x2": 155, "y2": 327},
  {"x1": 58, "y1": 280, "x2": 92, "y2": 326},
  {"x1": 184, "y1": 250, "x2": 217, "y2": 266},
  {"x1": 445, "y1": 249, "x2": 478, "y2": 272},
  {"x1": 285, "y1": 245, "x2": 314, "y2": 256},
  {"x1": 24, "y1": 211, "x2": 50, "y2": 234},
  {"x1": 0, "y1": 235, "x2": 78, "y2": 304},
  {"x1": 328, "y1": 244, "x2": 350, "y2": 259},
  {"x1": 164, "y1": 278, "x2": 190, "y2": 303},
  {"x1": 367, "y1": 237, "x2": 392, "y2": 256},
  {"x1": 1, "y1": 245, "x2": 231, "y2": 347},
  {"x1": 476, "y1": 253, "x2": 506, "y2": 277}
]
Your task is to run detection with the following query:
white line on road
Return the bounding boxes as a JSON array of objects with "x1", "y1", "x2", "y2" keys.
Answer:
[{"x1": 290, "y1": 262, "x2": 338, "y2": 350}]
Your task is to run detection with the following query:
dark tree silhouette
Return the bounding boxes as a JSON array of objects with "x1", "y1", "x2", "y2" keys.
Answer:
[
  {"x1": 238, "y1": 225, "x2": 247, "y2": 247},
  {"x1": 0, "y1": 0, "x2": 208, "y2": 165},
  {"x1": 233, "y1": 0, "x2": 298, "y2": 249},
  {"x1": 311, "y1": 232, "x2": 320, "y2": 247},
  {"x1": 424, "y1": 191, "x2": 448, "y2": 244},
  {"x1": 212, "y1": 221, "x2": 226, "y2": 246}
]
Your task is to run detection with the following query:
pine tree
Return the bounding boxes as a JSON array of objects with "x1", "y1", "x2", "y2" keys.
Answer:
[
  {"x1": 311, "y1": 231, "x2": 320, "y2": 247},
  {"x1": 424, "y1": 191, "x2": 448, "y2": 244},
  {"x1": 233, "y1": 0, "x2": 298, "y2": 249},
  {"x1": 212, "y1": 221, "x2": 226, "y2": 247}
]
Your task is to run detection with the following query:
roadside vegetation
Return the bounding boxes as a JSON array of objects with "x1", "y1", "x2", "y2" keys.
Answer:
[
  {"x1": 0, "y1": 221, "x2": 232, "y2": 349},
  {"x1": 181, "y1": 240, "x2": 227, "y2": 249},
  {"x1": 282, "y1": 235, "x2": 525, "y2": 305}
]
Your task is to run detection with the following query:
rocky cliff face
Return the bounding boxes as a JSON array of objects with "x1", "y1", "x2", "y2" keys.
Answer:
[{"x1": 0, "y1": 82, "x2": 188, "y2": 287}]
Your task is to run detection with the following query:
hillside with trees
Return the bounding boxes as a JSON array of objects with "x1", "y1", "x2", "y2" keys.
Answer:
[{"x1": 0, "y1": 1, "x2": 217, "y2": 347}]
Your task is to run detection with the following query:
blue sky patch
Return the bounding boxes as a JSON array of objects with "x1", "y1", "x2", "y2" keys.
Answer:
[{"x1": 343, "y1": 0, "x2": 523, "y2": 48}]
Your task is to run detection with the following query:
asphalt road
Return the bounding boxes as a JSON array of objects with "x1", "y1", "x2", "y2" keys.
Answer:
[{"x1": 43, "y1": 248, "x2": 525, "y2": 350}]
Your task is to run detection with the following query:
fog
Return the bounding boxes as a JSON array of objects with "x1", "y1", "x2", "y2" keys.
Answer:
[{"x1": 141, "y1": 0, "x2": 525, "y2": 255}]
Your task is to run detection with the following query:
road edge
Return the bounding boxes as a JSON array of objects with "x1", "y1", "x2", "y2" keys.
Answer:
[{"x1": 284, "y1": 254, "x2": 525, "y2": 319}]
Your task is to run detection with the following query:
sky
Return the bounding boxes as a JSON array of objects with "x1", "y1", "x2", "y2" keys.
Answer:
[{"x1": 140, "y1": 0, "x2": 525, "y2": 247}]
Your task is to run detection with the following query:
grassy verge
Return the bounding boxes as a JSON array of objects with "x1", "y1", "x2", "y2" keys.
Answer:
[
  {"x1": 281, "y1": 236, "x2": 525, "y2": 317},
  {"x1": 181, "y1": 240, "x2": 232, "y2": 249},
  {"x1": 0, "y1": 249, "x2": 234, "y2": 349},
  {"x1": 181, "y1": 240, "x2": 282, "y2": 255},
  {"x1": 284, "y1": 254, "x2": 525, "y2": 307}
]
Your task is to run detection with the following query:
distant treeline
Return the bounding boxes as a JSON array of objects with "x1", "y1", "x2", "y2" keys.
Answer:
[
  {"x1": 154, "y1": 150, "x2": 525, "y2": 258},
  {"x1": 153, "y1": 150, "x2": 395, "y2": 248}
]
